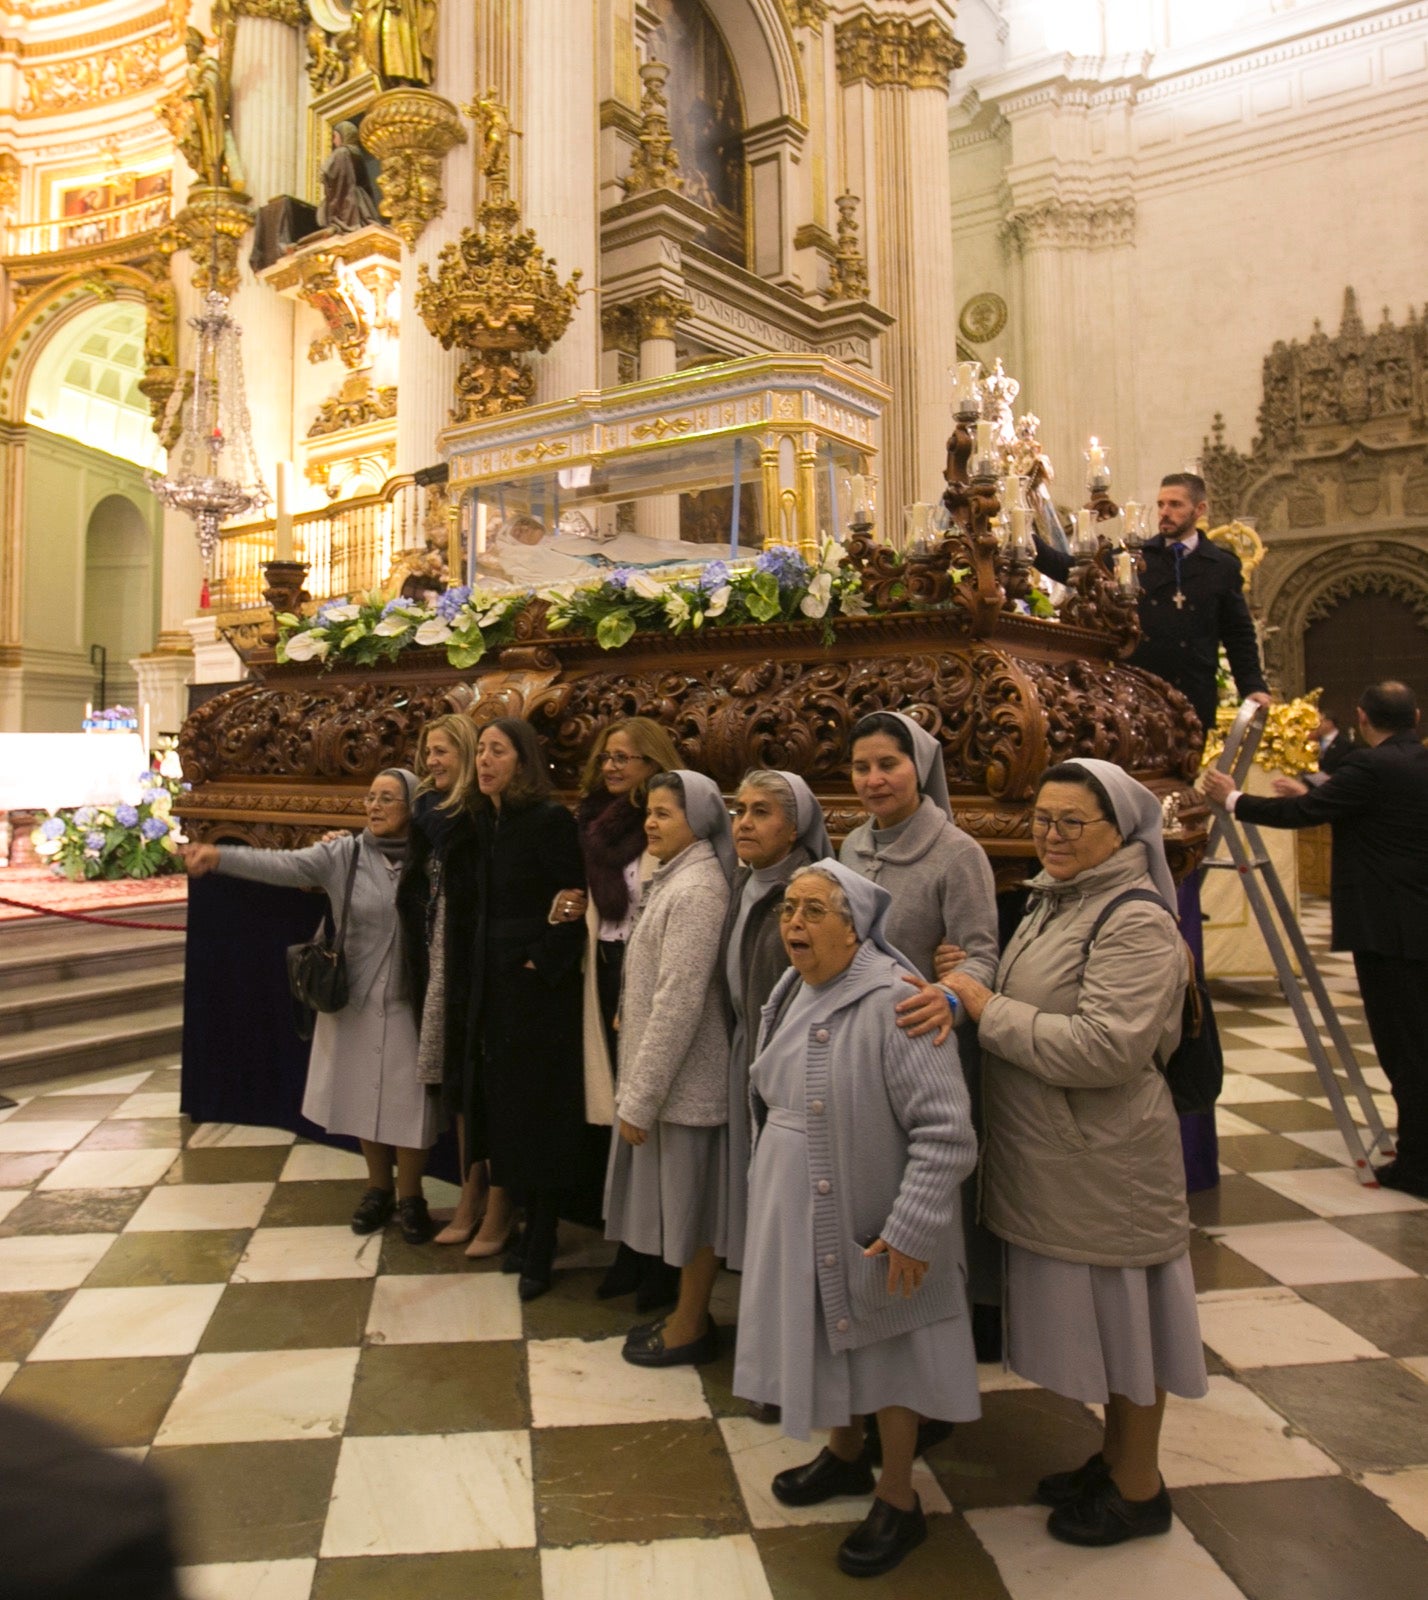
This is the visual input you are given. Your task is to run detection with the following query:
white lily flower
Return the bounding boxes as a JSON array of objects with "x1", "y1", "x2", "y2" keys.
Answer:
[
  {"x1": 320, "y1": 603, "x2": 362, "y2": 623},
  {"x1": 284, "y1": 631, "x2": 332, "y2": 662},
  {"x1": 704, "y1": 585, "x2": 731, "y2": 618},
  {"x1": 415, "y1": 618, "x2": 455, "y2": 647},
  {"x1": 477, "y1": 605, "x2": 508, "y2": 627},
  {"x1": 628, "y1": 571, "x2": 665, "y2": 600},
  {"x1": 373, "y1": 616, "x2": 413, "y2": 636},
  {"x1": 800, "y1": 571, "x2": 833, "y2": 619}
]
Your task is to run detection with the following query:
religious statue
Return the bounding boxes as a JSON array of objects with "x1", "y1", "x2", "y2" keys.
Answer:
[
  {"x1": 469, "y1": 87, "x2": 511, "y2": 182},
  {"x1": 356, "y1": 0, "x2": 436, "y2": 90},
  {"x1": 178, "y1": 23, "x2": 245, "y2": 192},
  {"x1": 317, "y1": 122, "x2": 382, "y2": 233}
]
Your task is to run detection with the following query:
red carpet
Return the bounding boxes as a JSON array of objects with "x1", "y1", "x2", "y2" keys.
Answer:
[{"x1": 0, "y1": 865, "x2": 188, "y2": 923}]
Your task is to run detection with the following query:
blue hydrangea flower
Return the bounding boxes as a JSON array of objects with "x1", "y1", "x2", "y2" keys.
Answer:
[
  {"x1": 140, "y1": 787, "x2": 164, "y2": 806},
  {"x1": 115, "y1": 804, "x2": 140, "y2": 828},
  {"x1": 85, "y1": 830, "x2": 106, "y2": 851},
  {"x1": 138, "y1": 772, "x2": 155, "y2": 785},
  {"x1": 606, "y1": 567, "x2": 635, "y2": 592},
  {"x1": 755, "y1": 546, "x2": 810, "y2": 587},
  {"x1": 74, "y1": 806, "x2": 96, "y2": 827},
  {"x1": 380, "y1": 597, "x2": 408, "y2": 616},
  {"x1": 40, "y1": 816, "x2": 66, "y2": 840},
  {"x1": 436, "y1": 585, "x2": 472, "y2": 623},
  {"x1": 140, "y1": 816, "x2": 169, "y2": 841},
  {"x1": 698, "y1": 561, "x2": 730, "y2": 593}
]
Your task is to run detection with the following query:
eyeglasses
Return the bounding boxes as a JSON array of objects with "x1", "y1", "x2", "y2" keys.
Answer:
[
  {"x1": 778, "y1": 899, "x2": 832, "y2": 923},
  {"x1": 599, "y1": 751, "x2": 650, "y2": 768},
  {"x1": 1029, "y1": 811, "x2": 1110, "y2": 840},
  {"x1": 364, "y1": 794, "x2": 405, "y2": 808}
]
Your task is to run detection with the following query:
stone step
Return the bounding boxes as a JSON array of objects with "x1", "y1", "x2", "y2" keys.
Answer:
[
  {"x1": 0, "y1": 968, "x2": 185, "y2": 1037},
  {"x1": 0, "y1": 1003, "x2": 185, "y2": 1092},
  {"x1": 0, "y1": 922, "x2": 185, "y2": 994}
]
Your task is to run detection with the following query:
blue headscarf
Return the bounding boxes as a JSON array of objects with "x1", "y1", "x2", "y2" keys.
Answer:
[
  {"x1": 764, "y1": 769, "x2": 833, "y2": 861},
  {"x1": 786, "y1": 858, "x2": 919, "y2": 974},
  {"x1": 668, "y1": 769, "x2": 736, "y2": 882},
  {"x1": 1063, "y1": 758, "x2": 1179, "y2": 914}
]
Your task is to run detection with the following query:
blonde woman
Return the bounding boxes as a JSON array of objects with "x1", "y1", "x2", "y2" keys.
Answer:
[{"x1": 396, "y1": 714, "x2": 504, "y2": 1251}]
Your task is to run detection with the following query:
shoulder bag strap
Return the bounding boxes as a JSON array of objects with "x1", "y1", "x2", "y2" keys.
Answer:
[
  {"x1": 332, "y1": 835, "x2": 361, "y2": 953},
  {"x1": 1080, "y1": 887, "x2": 1171, "y2": 960}
]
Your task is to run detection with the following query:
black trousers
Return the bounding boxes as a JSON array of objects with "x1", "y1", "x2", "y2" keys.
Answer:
[{"x1": 1353, "y1": 951, "x2": 1428, "y2": 1176}]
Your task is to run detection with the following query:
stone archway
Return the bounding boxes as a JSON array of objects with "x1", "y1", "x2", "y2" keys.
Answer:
[{"x1": 1261, "y1": 538, "x2": 1428, "y2": 695}]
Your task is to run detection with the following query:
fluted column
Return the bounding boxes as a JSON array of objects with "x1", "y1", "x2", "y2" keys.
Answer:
[
  {"x1": 228, "y1": 11, "x2": 300, "y2": 485},
  {"x1": 396, "y1": 4, "x2": 476, "y2": 473},
  {"x1": 837, "y1": 4, "x2": 962, "y2": 511},
  {"x1": 522, "y1": 0, "x2": 598, "y2": 401},
  {"x1": 633, "y1": 291, "x2": 688, "y2": 542}
]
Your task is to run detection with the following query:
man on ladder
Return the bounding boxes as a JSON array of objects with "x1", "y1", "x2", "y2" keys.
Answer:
[{"x1": 1202, "y1": 681, "x2": 1428, "y2": 1196}]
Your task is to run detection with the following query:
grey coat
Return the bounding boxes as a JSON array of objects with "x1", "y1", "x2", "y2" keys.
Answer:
[
  {"x1": 717, "y1": 847, "x2": 814, "y2": 1071},
  {"x1": 840, "y1": 797, "x2": 999, "y2": 985},
  {"x1": 976, "y1": 842, "x2": 1189, "y2": 1268},
  {"x1": 616, "y1": 839, "x2": 732, "y2": 1129},
  {"x1": 216, "y1": 832, "x2": 402, "y2": 1010},
  {"x1": 753, "y1": 943, "x2": 977, "y2": 1355}
]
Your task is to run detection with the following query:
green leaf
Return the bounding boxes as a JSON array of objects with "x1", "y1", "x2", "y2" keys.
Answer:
[
  {"x1": 744, "y1": 570, "x2": 781, "y2": 622},
  {"x1": 447, "y1": 638, "x2": 487, "y2": 669},
  {"x1": 596, "y1": 610, "x2": 637, "y2": 651}
]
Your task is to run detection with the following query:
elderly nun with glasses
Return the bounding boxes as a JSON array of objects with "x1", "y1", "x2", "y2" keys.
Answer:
[
  {"x1": 182, "y1": 768, "x2": 436, "y2": 1243},
  {"x1": 941, "y1": 759, "x2": 1205, "y2": 1550},
  {"x1": 733, "y1": 859, "x2": 979, "y2": 1580}
]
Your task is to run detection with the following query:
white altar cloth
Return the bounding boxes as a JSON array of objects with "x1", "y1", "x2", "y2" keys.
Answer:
[{"x1": 0, "y1": 734, "x2": 149, "y2": 813}]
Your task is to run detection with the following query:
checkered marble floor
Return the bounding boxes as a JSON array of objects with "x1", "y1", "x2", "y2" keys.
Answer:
[{"x1": 0, "y1": 900, "x2": 1425, "y2": 1599}]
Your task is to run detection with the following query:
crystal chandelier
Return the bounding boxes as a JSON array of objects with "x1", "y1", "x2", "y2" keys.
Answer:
[{"x1": 148, "y1": 287, "x2": 268, "y2": 563}]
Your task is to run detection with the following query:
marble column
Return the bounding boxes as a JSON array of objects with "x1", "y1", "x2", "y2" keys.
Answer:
[
  {"x1": 522, "y1": 0, "x2": 599, "y2": 402},
  {"x1": 396, "y1": 5, "x2": 476, "y2": 474},
  {"x1": 633, "y1": 291, "x2": 687, "y2": 543},
  {"x1": 228, "y1": 12, "x2": 300, "y2": 482}
]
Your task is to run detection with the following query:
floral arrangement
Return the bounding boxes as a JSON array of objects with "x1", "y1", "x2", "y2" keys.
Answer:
[
  {"x1": 274, "y1": 543, "x2": 904, "y2": 669},
  {"x1": 31, "y1": 772, "x2": 188, "y2": 881}
]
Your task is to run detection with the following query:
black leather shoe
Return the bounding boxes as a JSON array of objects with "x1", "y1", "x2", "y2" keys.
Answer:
[
  {"x1": 836, "y1": 1494, "x2": 926, "y2": 1577},
  {"x1": 501, "y1": 1233, "x2": 527, "y2": 1274},
  {"x1": 1035, "y1": 1451, "x2": 1111, "y2": 1508},
  {"x1": 623, "y1": 1314, "x2": 666, "y2": 1345},
  {"x1": 634, "y1": 1258, "x2": 680, "y2": 1313},
  {"x1": 1047, "y1": 1476, "x2": 1172, "y2": 1545},
  {"x1": 350, "y1": 1187, "x2": 395, "y2": 1235},
  {"x1": 747, "y1": 1402, "x2": 781, "y2": 1425},
  {"x1": 621, "y1": 1314, "x2": 719, "y2": 1368},
  {"x1": 517, "y1": 1269, "x2": 553, "y2": 1302},
  {"x1": 596, "y1": 1243, "x2": 645, "y2": 1300},
  {"x1": 771, "y1": 1445, "x2": 875, "y2": 1507},
  {"x1": 396, "y1": 1196, "x2": 434, "y2": 1245},
  {"x1": 1375, "y1": 1161, "x2": 1428, "y2": 1198}
]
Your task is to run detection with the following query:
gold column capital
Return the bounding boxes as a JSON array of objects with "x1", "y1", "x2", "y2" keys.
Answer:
[
  {"x1": 835, "y1": 10, "x2": 965, "y2": 91},
  {"x1": 630, "y1": 288, "x2": 692, "y2": 344},
  {"x1": 230, "y1": 0, "x2": 308, "y2": 24},
  {"x1": 781, "y1": 1, "x2": 829, "y2": 29}
]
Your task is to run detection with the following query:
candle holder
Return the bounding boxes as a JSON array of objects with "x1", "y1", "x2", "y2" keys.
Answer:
[
  {"x1": 839, "y1": 472, "x2": 878, "y2": 542},
  {"x1": 262, "y1": 559, "x2": 311, "y2": 618},
  {"x1": 1084, "y1": 436, "x2": 1111, "y2": 495},
  {"x1": 950, "y1": 359, "x2": 983, "y2": 421}
]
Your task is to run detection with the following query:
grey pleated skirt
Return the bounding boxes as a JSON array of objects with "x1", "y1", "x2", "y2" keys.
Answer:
[
  {"x1": 1005, "y1": 1244, "x2": 1208, "y2": 1407},
  {"x1": 604, "y1": 1120, "x2": 728, "y2": 1269}
]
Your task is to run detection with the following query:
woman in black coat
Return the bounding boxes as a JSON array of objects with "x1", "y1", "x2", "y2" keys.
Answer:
[{"x1": 471, "y1": 715, "x2": 588, "y2": 1300}]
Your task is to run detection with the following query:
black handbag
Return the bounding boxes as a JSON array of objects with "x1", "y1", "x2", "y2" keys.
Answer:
[{"x1": 285, "y1": 837, "x2": 361, "y2": 1041}]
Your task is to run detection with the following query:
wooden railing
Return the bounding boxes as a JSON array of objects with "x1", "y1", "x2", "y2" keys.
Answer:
[{"x1": 208, "y1": 476, "x2": 429, "y2": 611}]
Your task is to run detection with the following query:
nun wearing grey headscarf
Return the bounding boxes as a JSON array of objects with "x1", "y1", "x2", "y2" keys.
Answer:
[
  {"x1": 181, "y1": 767, "x2": 438, "y2": 1242},
  {"x1": 715, "y1": 770, "x2": 833, "y2": 1275},
  {"x1": 604, "y1": 770, "x2": 735, "y2": 1368},
  {"x1": 732, "y1": 859, "x2": 979, "y2": 1580},
  {"x1": 942, "y1": 758, "x2": 1206, "y2": 1550}
]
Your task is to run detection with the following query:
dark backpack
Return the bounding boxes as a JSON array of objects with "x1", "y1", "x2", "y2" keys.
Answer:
[{"x1": 1081, "y1": 889, "x2": 1223, "y2": 1115}]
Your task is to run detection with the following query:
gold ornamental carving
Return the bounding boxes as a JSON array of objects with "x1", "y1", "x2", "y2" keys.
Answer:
[
  {"x1": 231, "y1": 0, "x2": 308, "y2": 22},
  {"x1": 414, "y1": 95, "x2": 581, "y2": 424},
  {"x1": 308, "y1": 370, "x2": 398, "y2": 437},
  {"x1": 630, "y1": 288, "x2": 691, "y2": 344},
  {"x1": 623, "y1": 59, "x2": 683, "y2": 197},
  {"x1": 305, "y1": 19, "x2": 358, "y2": 90},
  {"x1": 358, "y1": 88, "x2": 466, "y2": 249},
  {"x1": 1208, "y1": 520, "x2": 1266, "y2": 578},
  {"x1": 17, "y1": 33, "x2": 166, "y2": 116},
  {"x1": 827, "y1": 192, "x2": 869, "y2": 302},
  {"x1": 959, "y1": 291, "x2": 1007, "y2": 345},
  {"x1": 782, "y1": 0, "x2": 829, "y2": 26},
  {"x1": 631, "y1": 415, "x2": 694, "y2": 441},
  {"x1": 0, "y1": 153, "x2": 19, "y2": 215},
  {"x1": 175, "y1": 184, "x2": 254, "y2": 295},
  {"x1": 835, "y1": 12, "x2": 965, "y2": 90}
]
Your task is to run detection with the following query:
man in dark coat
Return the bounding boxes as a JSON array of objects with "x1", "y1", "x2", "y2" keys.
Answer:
[
  {"x1": 1203, "y1": 681, "x2": 1428, "y2": 1195},
  {"x1": 1036, "y1": 472, "x2": 1269, "y2": 735}
]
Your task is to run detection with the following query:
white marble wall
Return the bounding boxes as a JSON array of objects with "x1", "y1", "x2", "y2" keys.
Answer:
[{"x1": 949, "y1": 2, "x2": 1428, "y2": 503}]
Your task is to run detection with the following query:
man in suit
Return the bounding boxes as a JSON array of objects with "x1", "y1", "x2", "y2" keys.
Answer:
[
  {"x1": 1036, "y1": 472, "x2": 1269, "y2": 736},
  {"x1": 1202, "y1": 681, "x2": 1428, "y2": 1195}
]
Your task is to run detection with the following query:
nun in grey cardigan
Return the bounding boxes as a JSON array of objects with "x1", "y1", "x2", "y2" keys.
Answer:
[
  {"x1": 733, "y1": 860, "x2": 980, "y2": 1443},
  {"x1": 204, "y1": 772, "x2": 434, "y2": 1153}
]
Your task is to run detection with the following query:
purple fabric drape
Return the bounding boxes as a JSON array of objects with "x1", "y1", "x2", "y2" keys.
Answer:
[{"x1": 1178, "y1": 872, "x2": 1220, "y2": 1193}]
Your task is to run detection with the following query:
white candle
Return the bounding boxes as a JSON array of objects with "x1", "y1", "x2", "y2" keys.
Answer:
[
  {"x1": 274, "y1": 461, "x2": 294, "y2": 561},
  {"x1": 975, "y1": 421, "x2": 993, "y2": 458},
  {"x1": 956, "y1": 362, "x2": 979, "y2": 402},
  {"x1": 849, "y1": 473, "x2": 867, "y2": 517},
  {"x1": 475, "y1": 500, "x2": 488, "y2": 558},
  {"x1": 141, "y1": 702, "x2": 151, "y2": 754},
  {"x1": 1116, "y1": 550, "x2": 1133, "y2": 586},
  {"x1": 1087, "y1": 436, "x2": 1106, "y2": 477},
  {"x1": 1010, "y1": 505, "x2": 1027, "y2": 542},
  {"x1": 84, "y1": 701, "x2": 93, "y2": 722}
]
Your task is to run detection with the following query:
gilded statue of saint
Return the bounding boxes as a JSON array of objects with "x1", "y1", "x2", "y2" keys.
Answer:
[
  {"x1": 179, "y1": 24, "x2": 245, "y2": 192},
  {"x1": 356, "y1": 0, "x2": 437, "y2": 89},
  {"x1": 469, "y1": 88, "x2": 511, "y2": 181}
]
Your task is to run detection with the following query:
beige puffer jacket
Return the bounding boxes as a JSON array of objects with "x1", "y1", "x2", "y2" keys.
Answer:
[{"x1": 976, "y1": 842, "x2": 1189, "y2": 1268}]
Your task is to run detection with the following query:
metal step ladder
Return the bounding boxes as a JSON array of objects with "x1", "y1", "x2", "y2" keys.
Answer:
[{"x1": 1203, "y1": 701, "x2": 1394, "y2": 1184}]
